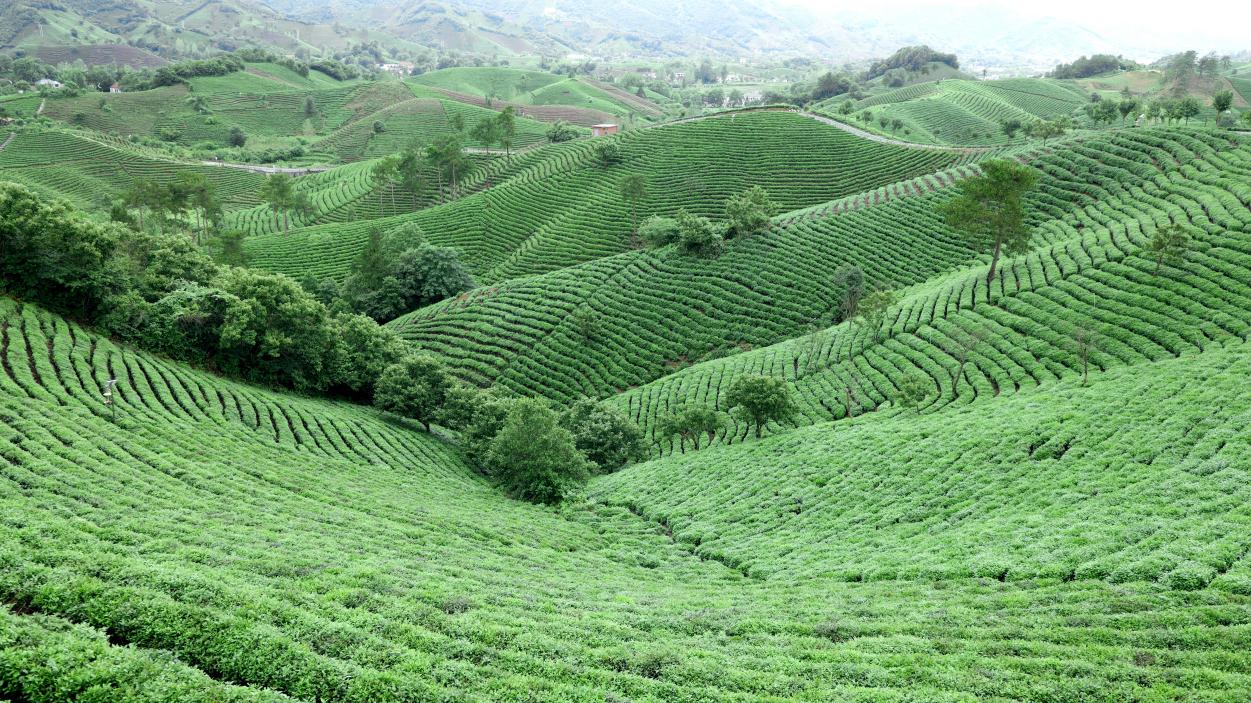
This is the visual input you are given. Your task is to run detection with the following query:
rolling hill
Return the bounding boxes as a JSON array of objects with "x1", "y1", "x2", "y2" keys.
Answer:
[
  {"x1": 243, "y1": 110, "x2": 978, "y2": 284},
  {"x1": 384, "y1": 128, "x2": 1250, "y2": 415},
  {"x1": 3, "y1": 294, "x2": 1250, "y2": 701},
  {"x1": 817, "y1": 78, "x2": 1089, "y2": 146}
]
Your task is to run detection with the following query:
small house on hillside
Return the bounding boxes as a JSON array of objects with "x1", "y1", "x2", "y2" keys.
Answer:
[
  {"x1": 591, "y1": 123, "x2": 619, "y2": 137},
  {"x1": 36, "y1": 78, "x2": 62, "y2": 89},
  {"x1": 109, "y1": 82, "x2": 122, "y2": 93}
]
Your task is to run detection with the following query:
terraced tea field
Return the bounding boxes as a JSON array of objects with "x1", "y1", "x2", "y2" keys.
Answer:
[
  {"x1": 821, "y1": 79, "x2": 1088, "y2": 146},
  {"x1": 2, "y1": 298, "x2": 1249, "y2": 702},
  {"x1": 245, "y1": 111, "x2": 977, "y2": 284},
  {"x1": 390, "y1": 129, "x2": 1251, "y2": 408},
  {"x1": 0, "y1": 128, "x2": 266, "y2": 210},
  {"x1": 410, "y1": 67, "x2": 660, "y2": 122}
]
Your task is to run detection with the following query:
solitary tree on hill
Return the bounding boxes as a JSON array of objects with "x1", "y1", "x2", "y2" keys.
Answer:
[
  {"x1": 260, "y1": 174, "x2": 297, "y2": 233},
  {"x1": 855, "y1": 286, "x2": 896, "y2": 343},
  {"x1": 1000, "y1": 118, "x2": 1023, "y2": 139},
  {"x1": 1118, "y1": 98, "x2": 1140, "y2": 123},
  {"x1": 937, "y1": 325, "x2": 986, "y2": 396},
  {"x1": 619, "y1": 173, "x2": 648, "y2": 246},
  {"x1": 496, "y1": 106, "x2": 517, "y2": 160},
  {"x1": 1212, "y1": 90, "x2": 1234, "y2": 115},
  {"x1": 725, "y1": 375, "x2": 796, "y2": 439},
  {"x1": 833, "y1": 265, "x2": 866, "y2": 322},
  {"x1": 939, "y1": 159, "x2": 1039, "y2": 288},
  {"x1": 371, "y1": 155, "x2": 399, "y2": 210},
  {"x1": 725, "y1": 186, "x2": 778, "y2": 239},
  {"x1": 1072, "y1": 325, "x2": 1100, "y2": 385},
  {"x1": 1146, "y1": 223, "x2": 1191, "y2": 275},
  {"x1": 396, "y1": 141, "x2": 425, "y2": 207}
]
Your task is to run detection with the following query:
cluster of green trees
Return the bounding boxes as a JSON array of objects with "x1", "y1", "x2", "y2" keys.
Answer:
[
  {"x1": 1082, "y1": 94, "x2": 1204, "y2": 126},
  {"x1": 638, "y1": 186, "x2": 778, "y2": 258},
  {"x1": 0, "y1": 182, "x2": 405, "y2": 397},
  {"x1": 304, "y1": 222, "x2": 475, "y2": 323},
  {"x1": 373, "y1": 355, "x2": 644, "y2": 504},
  {"x1": 863, "y1": 46, "x2": 959, "y2": 81},
  {"x1": 1162, "y1": 51, "x2": 1234, "y2": 95},
  {"x1": 1049, "y1": 54, "x2": 1137, "y2": 80},
  {"x1": 115, "y1": 174, "x2": 222, "y2": 244},
  {"x1": 659, "y1": 373, "x2": 798, "y2": 449}
]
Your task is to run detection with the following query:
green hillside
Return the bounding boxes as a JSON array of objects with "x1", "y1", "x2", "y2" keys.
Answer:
[
  {"x1": 6, "y1": 26, "x2": 1251, "y2": 701},
  {"x1": 818, "y1": 78, "x2": 1088, "y2": 146},
  {"x1": 387, "y1": 129, "x2": 1250, "y2": 414},
  {"x1": 245, "y1": 111, "x2": 977, "y2": 284},
  {"x1": 411, "y1": 67, "x2": 663, "y2": 123},
  {"x1": 0, "y1": 127, "x2": 266, "y2": 210},
  {"x1": 3, "y1": 297, "x2": 1250, "y2": 701},
  {"x1": 33, "y1": 76, "x2": 558, "y2": 161}
]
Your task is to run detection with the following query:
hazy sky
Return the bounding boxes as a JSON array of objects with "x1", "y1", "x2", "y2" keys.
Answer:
[{"x1": 776, "y1": 0, "x2": 1250, "y2": 51}]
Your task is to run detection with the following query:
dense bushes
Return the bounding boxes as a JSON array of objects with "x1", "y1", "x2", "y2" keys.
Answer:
[
  {"x1": 864, "y1": 46, "x2": 959, "y2": 80},
  {"x1": 0, "y1": 182, "x2": 404, "y2": 396},
  {"x1": 373, "y1": 365, "x2": 644, "y2": 502},
  {"x1": 1050, "y1": 54, "x2": 1136, "y2": 79},
  {"x1": 488, "y1": 399, "x2": 590, "y2": 504},
  {"x1": 326, "y1": 223, "x2": 475, "y2": 323}
]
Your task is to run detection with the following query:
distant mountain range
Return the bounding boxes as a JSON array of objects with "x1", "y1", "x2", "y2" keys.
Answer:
[{"x1": 4, "y1": 0, "x2": 1238, "y2": 72}]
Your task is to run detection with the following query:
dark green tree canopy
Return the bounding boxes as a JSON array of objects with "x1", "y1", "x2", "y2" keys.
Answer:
[
  {"x1": 725, "y1": 375, "x2": 796, "y2": 438},
  {"x1": 939, "y1": 159, "x2": 1039, "y2": 286}
]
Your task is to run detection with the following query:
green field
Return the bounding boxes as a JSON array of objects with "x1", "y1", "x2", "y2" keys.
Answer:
[
  {"x1": 5, "y1": 54, "x2": 1251, "y2": 701},
  {"x1": 411, "y1": 67, "x2": 662, "y2": 123},
  {"x1": 244, "y1": 111, "x2": 977, "y2": 284},
  {"x1": 818, "y1": 79, "x2": 1088, "y2": 146},
  {"x1": 33, "y1": 70, "x2": 562, "y2": 160},
  {"x1": 3, "y1": 296, "x2": 1250, "y2": 701}
]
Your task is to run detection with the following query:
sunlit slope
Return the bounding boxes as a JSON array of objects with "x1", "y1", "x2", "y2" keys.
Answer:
[
  {"x1": 610, "y1": 130, "x2": 1251, "y2": 450},
  {"x1": 245, "y1": 111, "x2": 976, "y2": 284},
  {"x1": 0, "y1": 128, "x2": 265, "y2": 210},
  {"x1": 819, "y1": 78, "x2": 1087, "y2": 146},
  {"x1": 594, "y1": 336, "x2": 1251, "y2": 593},
  {"x1": 3, "y1": 298, "x2": 1250, "y2": 701},
  {"x1": 390, "y1": 129, "x2": 1251, "y2": 406}
]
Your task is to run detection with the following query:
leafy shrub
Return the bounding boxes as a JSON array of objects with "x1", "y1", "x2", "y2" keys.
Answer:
[
  {"x1": 593, "y1": 141, "x2": 622, "y2": 167},
  {"x1": 724, "y1": 186, "x2": 778, "y2": 239},
  {"x1": 488, "y1": 398, "x2": 590, "y2": 504},
  {"x1": 559, "y1": 399, "x2": 644, "y2": 473},
  {"x1": 639, "y1": 215, "x2": 680, "y2": 248},
  {"x1": 546, "y1": 120, "x2": 578, "y2": 143},
  {"x1": 675, "y1": 210, "x2": 724, "y2": 258},
  {"x1": 374, "y1": 355, "x2": 454, "y2": 431},
  {"x1": 1164, "y1": 561, "x2": 1214, "y2": 591}
]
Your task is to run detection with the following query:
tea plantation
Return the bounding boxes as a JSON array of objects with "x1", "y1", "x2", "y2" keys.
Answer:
[
  {"x1": 3, "y1": 53, "x2": 1251, "y2": 702},
  {"x1": 389, "y1": 128, "x2": 1251, "y2": 406},
  {"x1": 2, "y1": 298, "x2": 1250, "y2": 702},
  {"x1": 244, "y1": 111, "x2": 976, "y2": 283},
  {"x1": 818, "y1": 79, "x2": 1089, "y2": 146}
]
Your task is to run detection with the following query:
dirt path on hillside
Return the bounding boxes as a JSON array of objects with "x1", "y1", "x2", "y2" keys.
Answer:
[
  {"x1": 198, "y1": 160, "x2": 329, "y2": 175},
  {"x1": 0, "y1": 132, "x2": 15, "y2": 153},
  {"x1": 35, "y1": 99, "x2": 45, "y2": 116}
]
